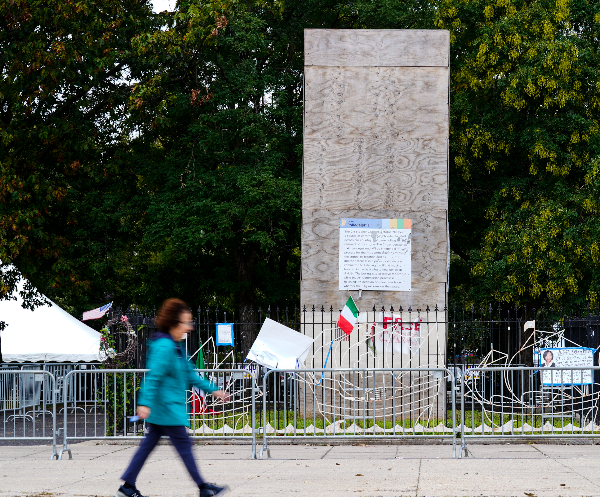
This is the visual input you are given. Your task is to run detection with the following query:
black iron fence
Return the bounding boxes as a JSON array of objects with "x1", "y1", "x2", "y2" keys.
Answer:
[
  {"x1": 447, "y1": 305, "x2": 600, "y2": 371},
  {"x1": 105, "y1": 304, "x2": 600, "y2": 372},
  {"x1": 106, "y1": 305, "x2": 301, "y2": 369}
]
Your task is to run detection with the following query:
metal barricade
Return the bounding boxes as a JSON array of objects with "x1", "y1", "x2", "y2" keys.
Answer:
[
  {"x1": 188, "y1": 369, "x2": 258, "y2": 459},
  {"x1": 12, "y1": 365, "x2": 46, "y2": 421},
  {"x1": 58, "y1": 368, "x2": 258, "y2": 460},
  {"x1": 459, "y1": 366, "x2": 600, "y2": 457},
  {"x1": 259, "y1": 368, "x2": 456, "y2": 459},
  {"x1": 11, "y1": 364, "x2": 600, "y2": 461},
  {"x1": 59, "y1": 368, "x2": 148, "y2": 459},
  {"x1": 0, "y1": 370, "x2": 58, "y2": 459},
  {"x1": 42, "y1": 363, "x2": 100, "y2": 404},
  {"x1": 0, "y1": 365, "x2": 21, "y2": 412}
]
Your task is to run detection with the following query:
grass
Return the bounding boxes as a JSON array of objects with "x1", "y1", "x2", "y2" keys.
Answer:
[{"x1": 188, "y1": 409, "x2": 599, "y2": 436}]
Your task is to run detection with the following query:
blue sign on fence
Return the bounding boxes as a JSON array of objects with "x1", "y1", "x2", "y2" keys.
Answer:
[
  {"x1": 216, "y1": 323, "x2": 234, "y2": 346},
  {"x1": 538, "y1": 347, "x2": 594, "y2": 385}
]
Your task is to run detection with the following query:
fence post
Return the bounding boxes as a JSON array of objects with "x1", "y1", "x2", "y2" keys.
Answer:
[
  {"x1": 451, "y1": 370, "x2": 456, "y2": 459},
  {"x1": 58, "y1": 371, "x2": 73, "y2": 460},
  {"x1": 50, "y1": 372, "x2": 58, "y2": 460},
  {"x1": 259, "y1": 370, "x2": 271, "y2": 459},
  {"x1": 460, "y1": 371, "x2": 467, "y2": 458},
  {"x1": 251, "y1": 371, "x2": 257, "y2": 459}
]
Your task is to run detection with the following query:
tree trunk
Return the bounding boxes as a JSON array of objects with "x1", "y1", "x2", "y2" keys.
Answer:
[{"x1": 232, "y1": 247, "x2": 258, "y2": 357}]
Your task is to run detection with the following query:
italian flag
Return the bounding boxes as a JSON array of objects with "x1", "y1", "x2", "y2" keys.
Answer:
[{"x1": 337, "y1": 296, "x2": 358, "y2": 335}]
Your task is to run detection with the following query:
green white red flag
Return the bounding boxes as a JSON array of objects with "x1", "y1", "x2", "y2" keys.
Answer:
[{"x1": 337, "y1": 296, "x2": 358, "y2": 335}]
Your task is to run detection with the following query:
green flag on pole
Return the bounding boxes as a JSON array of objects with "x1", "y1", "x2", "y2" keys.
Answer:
[{"x1": 196, "y1": 347, "x2": 206, "y2": 382}]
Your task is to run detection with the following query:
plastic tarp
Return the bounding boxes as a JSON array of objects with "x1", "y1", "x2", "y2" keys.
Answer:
[
  {"x1": 246, "y1": 318, "x2": 314, "y2": 369},
  {"x1": 0, "y1": 279, "x2": 101, "y2": 363}
]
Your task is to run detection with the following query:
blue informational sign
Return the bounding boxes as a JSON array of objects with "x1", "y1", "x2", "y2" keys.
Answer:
[
  {"x1": 339, "y1": 218, "x2": 382, "y2": 229},
  {"x1": 216, "y1": 323, "x2": 234, "y2": 346},
  {"x1": 538, "y1": 347, "x2": 595, "y2": 386}
]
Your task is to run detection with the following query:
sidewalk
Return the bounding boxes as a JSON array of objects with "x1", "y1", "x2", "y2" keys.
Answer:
[{"x1": 1, "y1": 442, "x2": 599, "y2": 496}]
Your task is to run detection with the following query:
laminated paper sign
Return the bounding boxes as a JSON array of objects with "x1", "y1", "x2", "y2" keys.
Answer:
[
  {"x1": 339, "y1": 218, "x2": 411, "y2": 291},
  {"x1": 216, "y1": 323, "x2": 234, "y2": 346},
  {"x1": 539, "y1": 347, "x2": 595, "y2": 385}
]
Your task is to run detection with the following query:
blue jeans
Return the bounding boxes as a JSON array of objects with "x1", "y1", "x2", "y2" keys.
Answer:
[{"x1": 121, "y1": 424, "x2": 205, "y2": 486}]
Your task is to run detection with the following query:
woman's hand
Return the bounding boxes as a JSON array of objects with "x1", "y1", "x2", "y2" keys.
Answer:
[
  {"x1": 212, "y1": 390, "x2": 230, "y2": 402},
  {"x1": 137, "y1": 405, "x2": 151, "y2": 419}
]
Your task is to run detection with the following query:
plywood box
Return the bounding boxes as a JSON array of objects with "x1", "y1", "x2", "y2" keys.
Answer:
[{"x1": 302, "y1": 30, "x2": 450, "y2": 314}]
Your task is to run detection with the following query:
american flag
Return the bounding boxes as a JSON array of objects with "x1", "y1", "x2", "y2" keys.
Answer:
[{"x1": 82, "y1": 302, "x2": 112, "y2": 321}]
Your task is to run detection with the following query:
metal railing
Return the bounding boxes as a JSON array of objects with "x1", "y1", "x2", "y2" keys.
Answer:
[
  {"x1": 58, "y1": 368, "x2": 147, "y2": 459},
  {"x1": 58, "y1": 368, "x2": 258, "y2": 460},
  {"x1": 0, "y1": 370, "x2": 58, "y2": 459},
  {"x1": 259, "y1": 367, "x2": 456, "y2": 459},
  {"x1": 8, "y1": 365, "x2": 600, "y2": 461},
  {"x1": 186, "y1": 369, "x2": 258, "y2": 459},
  {"x1": 459, "y1": 366, "x2": 600, "y2": 457},
  {"x1": 0, "y1": 363, "x2": 101, "y2": 404}
]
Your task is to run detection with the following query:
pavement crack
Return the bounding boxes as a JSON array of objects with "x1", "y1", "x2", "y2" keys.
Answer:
[
  {"x1": 231, "y1": 460, "x2": 286, "y2": 491},
  {"x1": 531, "y1": 444, "x2": 597, "y2": 486},
  {"x1": 320, "y1": 446, "x2": 333, "y2": 459},
  {"x1": 49, "y1": 467, "x2": 115, "y2": 492},
  {"x1": 88, "y1": 445, "x2": 134, "y2": 460},
  {"x1": 15, "y1": 449, "x2": 50, "y2": 460},
  {"x1": 415, "y1": 458, "x2": 422, "y2": 497}
]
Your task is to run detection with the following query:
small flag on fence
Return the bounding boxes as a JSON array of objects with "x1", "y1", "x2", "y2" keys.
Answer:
[
  {"x1": 82, "y1": 302, "x2": 112, "y2": 321},
  {"x1": 196, "y1": 346, "x2": 205, "y2": 371},
  {"x1": 336, "y1": 296, "x2": 358, "y2": 336}
]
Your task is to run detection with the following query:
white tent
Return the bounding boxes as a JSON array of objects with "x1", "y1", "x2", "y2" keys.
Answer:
[{"x1": 0, "y1": 279, "x2": 101, "y2": 363}]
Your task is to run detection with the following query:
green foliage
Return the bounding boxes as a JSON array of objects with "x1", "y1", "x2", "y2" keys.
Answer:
[
  {"x1": 0, "y1": 0, "x2": 156, "y2": 313},
  {"x1": 1, "y1": 0, "x2": 436, "y2": 318},
  {"x1": 121, "y1": 0, "x2": 437, "y2": 318},
  {"x1": 123, "y1": 1, "x2": 303, "y2": 316},
  {"x1": 438, "y1": 0, "x2": 600, "y2": 307}
]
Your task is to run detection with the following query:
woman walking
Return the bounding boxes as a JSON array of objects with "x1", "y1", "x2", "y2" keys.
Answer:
[{"x1": 116, "y1": 299, "x2": 229, "y2": 497}]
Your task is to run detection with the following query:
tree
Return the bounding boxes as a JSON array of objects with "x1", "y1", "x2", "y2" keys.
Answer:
[
  {"x1": 125, "y1": 0, "x2": 438, "y2": 323},
  {"x1": 0, "y1": 0, "x2": 156, "y2": 315},
  {"x1": 1, "y1": 0, "x2": 438, "y2": 323},
  {"x1": 437, "y1": 0, "x2": 600, "y2": 308}
]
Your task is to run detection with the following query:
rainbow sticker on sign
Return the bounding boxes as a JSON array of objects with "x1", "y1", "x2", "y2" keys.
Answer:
[
  {"x1": 383, "y1": 219, "x2": 412, "y2": 230},
  {"x1": 339, "y1": 218, "x2": 412, "y2": 292}
]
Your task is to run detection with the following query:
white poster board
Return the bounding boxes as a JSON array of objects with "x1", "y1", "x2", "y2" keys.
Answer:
[
  {"x1": 246, "y1": 318, "x2": 314, "y2": 370},
  {"x1": 339, "y1": 218, "x2": 411, "y2": 291},
  {"x1": 539, "y1": 347, "x2": 594, "y2": 385}
]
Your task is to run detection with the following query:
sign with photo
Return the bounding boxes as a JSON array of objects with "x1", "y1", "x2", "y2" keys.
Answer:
[{"x1": 538, "y1": 347, "x2": 594, "y2": 386}]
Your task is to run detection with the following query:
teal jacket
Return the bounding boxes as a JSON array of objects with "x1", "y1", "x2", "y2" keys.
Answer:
[{"x1": 138, "y1": 334, "x2": 218, "y2": 426}]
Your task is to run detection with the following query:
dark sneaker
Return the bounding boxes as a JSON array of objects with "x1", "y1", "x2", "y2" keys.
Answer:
[
  {"x1": 116, "y1": 485, "x2": 146, "y2": 497},
  {"x1": 199, "y1": 482, "x2": 229, "y2": 497}
]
